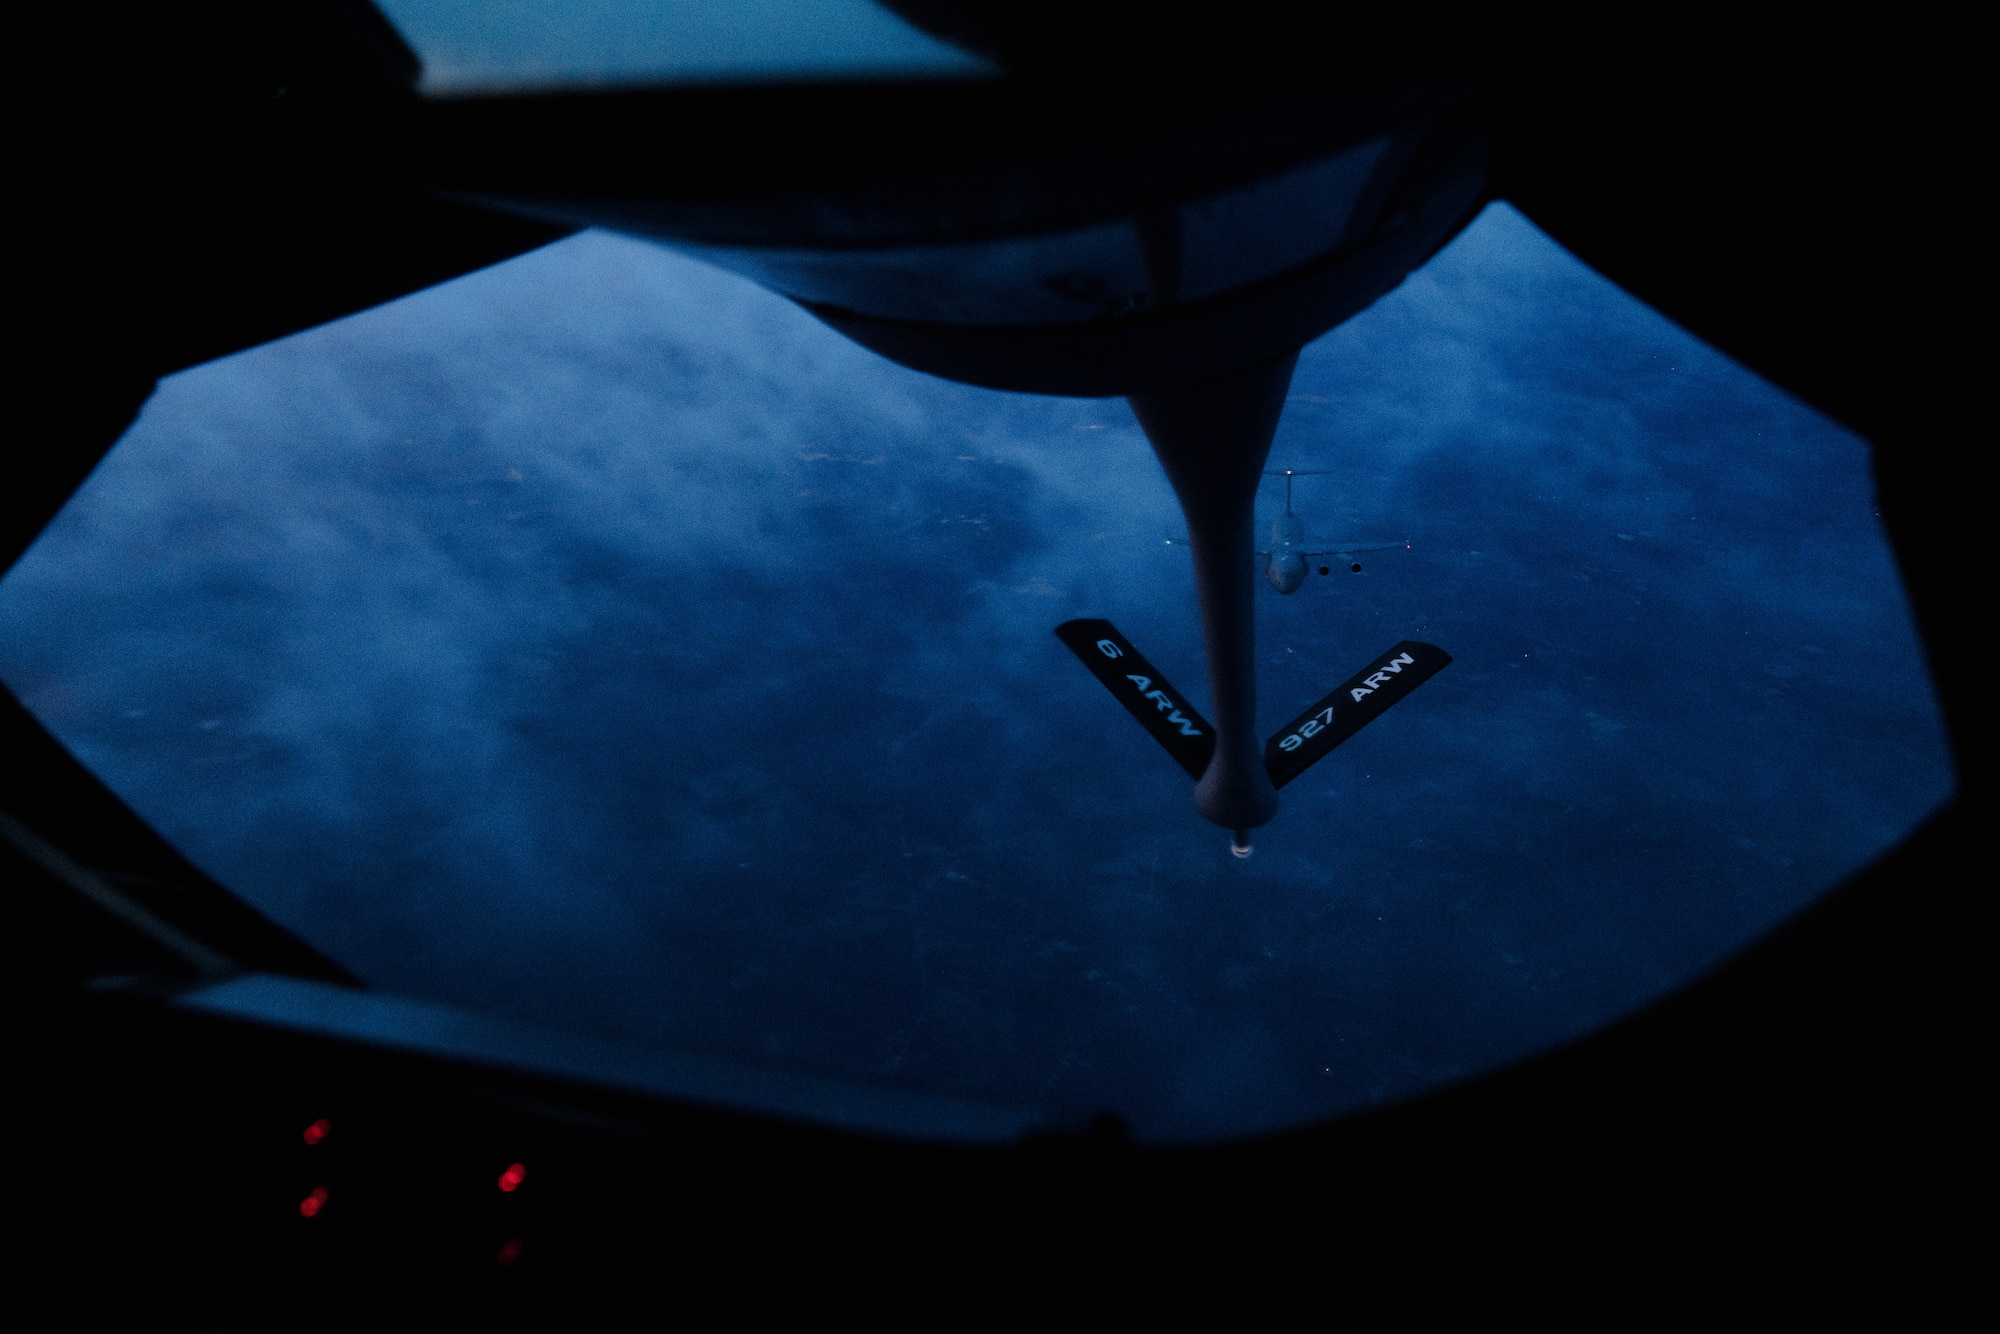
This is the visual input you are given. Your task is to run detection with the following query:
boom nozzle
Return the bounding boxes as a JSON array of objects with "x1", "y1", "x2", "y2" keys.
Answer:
[{"x1": 1231, "y1": 831, "x2": 1253, "y2": 859}]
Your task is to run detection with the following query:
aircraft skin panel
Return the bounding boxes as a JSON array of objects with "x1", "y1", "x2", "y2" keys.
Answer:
[
  {"x1": 1264, "y1": 641, "x2": 1452, "y2": 789},
  {"x1": 1055, "y1": 619, "x2": 1217, "y2": 782}
]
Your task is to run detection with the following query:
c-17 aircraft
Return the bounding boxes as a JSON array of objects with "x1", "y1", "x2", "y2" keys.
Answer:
[{"x1": 1166, "y1": 469, "x2": 1411, "y2": 593}]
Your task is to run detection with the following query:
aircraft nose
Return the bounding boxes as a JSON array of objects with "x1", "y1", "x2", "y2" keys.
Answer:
[{"x1": 1266, "y1": 556, "x2": 1305, "y2": 594}]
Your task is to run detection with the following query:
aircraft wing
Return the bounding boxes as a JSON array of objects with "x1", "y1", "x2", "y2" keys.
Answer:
[
  {"x1": 1166, "y1": 537, "x2": 1273, "y2": 555},
  {"x1": 1303, "y1": 540, "x2": 1411, "y2": 557},
  {"x1": 1054, "y1": 619, "x2": 1216, "y2": 781},
  {"x1": 1264, "y1": 640, "x2": 1452, "y2": 788}
]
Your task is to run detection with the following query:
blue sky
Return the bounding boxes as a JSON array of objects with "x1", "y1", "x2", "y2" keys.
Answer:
[{"x1": 0, "y1": 204, "x2": 1953, "y2": 1139}]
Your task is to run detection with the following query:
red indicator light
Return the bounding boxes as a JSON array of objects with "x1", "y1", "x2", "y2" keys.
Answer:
[
  {"x1": 498, "y1": 1163, "x2": 526, "y2": 1193},
  {"x1": 497, "y1": 1237, "x2": 524, "y2": 1266},
  {"x1": 299, "y1": 1187, "x2": 329, "y2": 1218},
  {"x1": 302, "y1": 1118, "x2": 330, "y2": 1145}
]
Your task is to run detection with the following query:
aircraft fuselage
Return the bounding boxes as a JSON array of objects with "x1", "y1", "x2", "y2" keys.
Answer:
[{"x1": 1263, "y1": 512, "x2": 1310, "y2": 594}]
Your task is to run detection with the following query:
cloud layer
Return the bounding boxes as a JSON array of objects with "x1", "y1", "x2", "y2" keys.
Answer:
[{"x1": 0, "y1": 205, "x2": 1953, "y2": 1139}]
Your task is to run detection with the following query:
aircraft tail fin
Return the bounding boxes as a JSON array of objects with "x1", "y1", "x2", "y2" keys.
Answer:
[
  {"x1": 1264, "y1": 640, "x2": 1451, "y2": 788},
  {"x1": 1055, "y1": 619, "x2": 1216, "y2": 781}
]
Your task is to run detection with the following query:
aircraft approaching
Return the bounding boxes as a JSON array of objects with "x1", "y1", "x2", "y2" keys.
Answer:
[
  {"x1": 1167, "y1": 470, "x2": 1411, "y2": 593},
  {"x1": 1111, "y1": 470, "x2": 1438, "y2": 852}
]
